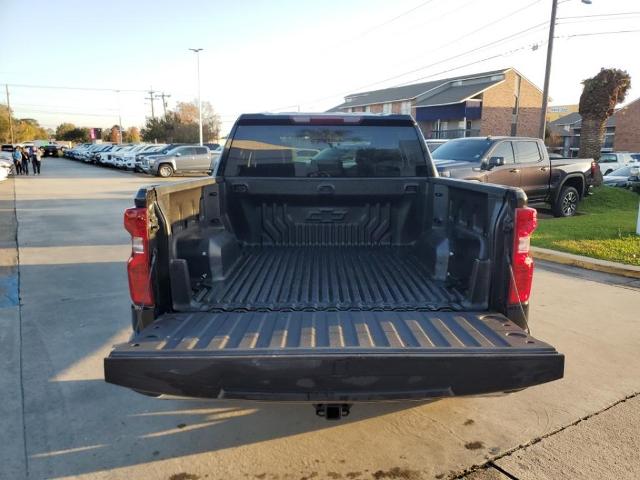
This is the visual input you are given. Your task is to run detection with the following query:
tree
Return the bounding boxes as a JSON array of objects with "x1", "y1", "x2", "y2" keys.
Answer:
[
  {"x1": 60, "y1": 127, "x2": 90, "y2": 143},
  {"x1": 141, "y1": 101, "x2": 221, "y2": 143},
  {"x1": 14, "y1": 118, "x2": 49, "y2": 142},
  {"x1": 56, "y1": 122, "x2": 76, "y2": 139},
  {"x1": 124, "y1": 126, "x2": 141, "y2": 143},
  {"x1": 109, "y1": 125, "x2": 121, "y2": 143},
  {"x1": 578, "y1": 68, "x2": 631, "y2": 161}
]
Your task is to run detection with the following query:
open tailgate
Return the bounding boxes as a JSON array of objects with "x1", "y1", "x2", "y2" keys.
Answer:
[{"x1": 104, "y1": 310, "x2": 564, "y2": 401}]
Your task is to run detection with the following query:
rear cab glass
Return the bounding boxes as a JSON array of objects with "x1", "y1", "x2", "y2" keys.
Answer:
[{"x1": 224, "y1": 123, "x2": 428, "y2": 177}]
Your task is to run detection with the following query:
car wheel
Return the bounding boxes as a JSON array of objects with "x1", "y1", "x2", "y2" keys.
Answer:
[
  {"x1": 158, "y1": 164, "x2": 174, "y2": 178},
  {"x1": 553, "y1": 186, "x2": 579, "y2": 217}
]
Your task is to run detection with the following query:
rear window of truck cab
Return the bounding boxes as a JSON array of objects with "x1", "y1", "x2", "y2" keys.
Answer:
[{"x1": 224, "y1": 124, "x2": 427, "y2": 177}]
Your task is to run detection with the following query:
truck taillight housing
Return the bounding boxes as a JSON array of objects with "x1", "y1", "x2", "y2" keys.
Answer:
[
  {"x1": 124, "y1": 207, "x2": 154, "y2": 306},
  {"x1": 508, "y1": 207, "x2": 537, "y2": 305}
]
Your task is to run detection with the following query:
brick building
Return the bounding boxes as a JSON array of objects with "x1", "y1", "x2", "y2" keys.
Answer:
[
  {"x1": 548, "y1": 97, "x2": 640, "y2": 157},
  {"x1": 329, "y1": 68, "x2": 543, "y2": 139}
]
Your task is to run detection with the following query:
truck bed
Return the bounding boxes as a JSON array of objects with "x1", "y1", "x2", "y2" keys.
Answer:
[{"x1": 199, "y1": 246, "x2": 463, "y2": 311}]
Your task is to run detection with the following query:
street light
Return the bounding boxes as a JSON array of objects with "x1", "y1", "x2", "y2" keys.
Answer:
[
  {"x1": 539, "y1": 0, "x2": 592, "y2": 140},
  {"x1": 189, "y1": 48, "x2": 204, "y2": 146}
]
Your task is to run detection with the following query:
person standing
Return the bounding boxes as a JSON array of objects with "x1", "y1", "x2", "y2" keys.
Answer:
[
  {"x1": 12, "y1": 147, "x2": 22, "y2": 175},
  {"x1": 31, "y1": 146, "x2": 42, "y2": 175},
  {"x1": 21, "y1": 147, "x2": 30, "y2": 175}
]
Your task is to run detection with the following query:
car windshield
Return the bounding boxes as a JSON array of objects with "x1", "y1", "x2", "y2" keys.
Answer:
[
  {"x1": 608, "y1": 166, "x2": 632, "y2": 177},
  {"x1": 224, "y1": 124, "x2": 426, "y2": 177},
  {"x1": 431, "y1": 138, "x2": 493, "y2": 162},
  {"x1": 599, "y1": 154, "x2": 616, "y2": 162}
]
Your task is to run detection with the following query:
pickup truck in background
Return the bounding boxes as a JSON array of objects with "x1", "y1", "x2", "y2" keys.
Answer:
[
  {"x1": 104, "y1": 114, "x2": 564, "y2": 419},
  {"x1": 432, "y1": 137, "x2": 601, "y2": 217}
]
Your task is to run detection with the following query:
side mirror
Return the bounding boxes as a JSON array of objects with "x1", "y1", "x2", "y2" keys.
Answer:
[{"x1": 486, "y1": 156, "x2": 505, "y2": 170}]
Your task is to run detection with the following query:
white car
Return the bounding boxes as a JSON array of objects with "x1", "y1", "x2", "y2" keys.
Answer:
[
  {"x1": 0, "y1": 153, "x2": 13, "y2": 181},
  {"x1": 597, "y1": 152, "x2": 636, "y2": 175},
  {"x1": 115, "y1": 144, "x2": 156, "y2": 169}
]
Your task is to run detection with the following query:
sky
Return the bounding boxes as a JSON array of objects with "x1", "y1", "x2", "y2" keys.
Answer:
[{"x1": 1, "y1": 0, "x2": 638, "y2": 136}]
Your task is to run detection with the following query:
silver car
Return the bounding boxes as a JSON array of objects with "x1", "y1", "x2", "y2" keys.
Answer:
[{"x1": 145, "y1": 145, "x2": 213, "y2": 177}]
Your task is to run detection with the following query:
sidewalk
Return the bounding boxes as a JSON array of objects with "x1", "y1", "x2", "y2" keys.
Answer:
[
  {"x1": 531, "y1": 246, "x2": 640, "y2": 280},
  {"x1": 0, "y1": 177, "x2": 27, "y2": 479}
]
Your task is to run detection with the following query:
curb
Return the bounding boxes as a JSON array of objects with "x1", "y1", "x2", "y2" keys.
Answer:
[{"x1": 531, "y1": 246, "x2": 640, "y2": 279}]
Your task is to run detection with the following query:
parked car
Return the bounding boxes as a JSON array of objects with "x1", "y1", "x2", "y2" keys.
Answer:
[
  {"x1": 143, "y1": 145, "x2": 212, "y2": 177},
  {"x1": 597, "y1": 152, "x2": 636, "y2": 175},
  {"x1": 630, "y1": 153, "x2": 640, "y2": 163},
  {"x1": 432, "y1": 136, "x2": 601, "y2": 217},
  {"x1": 42, "y1": 144, "x2": 65, "y2": 157},
  {"x1": 0, "y1": 155, "x2": 12, "y2": 181},
  {"x1": 426, "y1": 139, "x2": 448, "y2": 152},
  {"x1": 135, "y1": 144, "x2": 180, "y2": 172},
  {"x1": 602, "y1": 165, "x2": 637, "y2": 188},
  {"x1": 115, "y1": 144, "x2": 159, "y2": 169},
  {"x1": 104, "y1": 113, "x2": 564, "y2": 418}
]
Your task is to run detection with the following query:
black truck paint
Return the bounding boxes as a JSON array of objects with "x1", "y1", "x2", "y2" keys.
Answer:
[{"x1": 104, "y1": 114, "x2": 564, "y2": 409}]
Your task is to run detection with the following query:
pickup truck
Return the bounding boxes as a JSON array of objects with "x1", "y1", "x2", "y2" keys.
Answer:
[
  {"x1": 104, "y1": 114, "x2": 564, "y2": 419},
  {"x1": 432, "y1": 137, "x2": 601, "y2": 217}
]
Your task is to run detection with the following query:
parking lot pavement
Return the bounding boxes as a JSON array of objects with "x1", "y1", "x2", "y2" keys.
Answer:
[{"x1": 2, "y1": 157, "x2": 639, "y2": 480}]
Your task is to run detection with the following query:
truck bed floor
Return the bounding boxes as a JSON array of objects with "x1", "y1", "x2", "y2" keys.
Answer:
[{"x1": 201, "y1": 246, "x2": 462, "y2": 311}]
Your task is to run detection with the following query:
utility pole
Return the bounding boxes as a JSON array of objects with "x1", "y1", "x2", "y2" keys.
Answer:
[
  {"x1": 189, "y1": 48, "x2": 204, "y2": 146},
  {"x1": 539, "y1": 0, "x2": 592, "y2": 140},
  {"x1": 116, "y1": 90, "x2": 123, "y2": 144},
  {"x1": 5, "y1": 84, "x2": 14, "y2": 144},
  {"x1": 145, "y1": 87, "x2": 156, "y2": 119},
  {"x1": 538, "y1": 0, "x2": 557, "y2": 140},
  {"x1": 155, "y1": 92, "x2": 171, "y2": 117}
]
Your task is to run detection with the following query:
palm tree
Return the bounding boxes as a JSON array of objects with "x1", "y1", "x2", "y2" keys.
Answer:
[{"x1": 578, "y1": 68, "x2": 631, "y2": 161}]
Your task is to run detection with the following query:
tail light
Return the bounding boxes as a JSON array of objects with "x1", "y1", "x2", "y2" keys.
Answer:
[
  {"x1": 508, "y1": 207, "x2": 537, "y2": 305},
  {"x1": 124, "y1": 207, "x2": 154, "y2": 306},
  {"x1": 590, "y1": 161, "x2": 598, "y2": 177}
]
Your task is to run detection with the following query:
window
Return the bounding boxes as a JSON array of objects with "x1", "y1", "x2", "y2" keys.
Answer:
[
  {"x1": 195, "y1": 147, "x2": 208, "y2": 155},
  {"x1": 401, "y1": 101, "x2": 411, "y2": 115},
  {"x1": 225, "y1": 124, "x2": 426, "y2": 177},
  {"x1": 490, "y1": 142, "x2": 515, "y2": 164},
  {"x1": 365, "y1": 105, "x2": 371, "y2": 113},
  {"x1": 598, "y1": 153, "x2": 617, "y2": 163},
  {"x1": 383, "y1": 103, "x2": 392, "y2": 114},
  {"x1": 514, "y1": 141, "x2": 542, "y2": 163},
  {"x1": 432, "y1": 138, "x2": 494, "y2": 162}
]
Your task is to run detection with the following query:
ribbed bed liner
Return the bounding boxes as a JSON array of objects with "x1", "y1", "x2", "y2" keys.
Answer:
[{"x1": 200, "y1": 246, "x2": 463, "y2": 311}]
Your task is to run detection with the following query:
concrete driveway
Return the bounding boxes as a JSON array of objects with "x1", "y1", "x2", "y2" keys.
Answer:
[{"x1": 1, "y1": 158, "x2": 639, "y2": 480}]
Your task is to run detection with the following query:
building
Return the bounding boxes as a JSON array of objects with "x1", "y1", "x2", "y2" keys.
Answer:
[
  {"x1": 548, "y1": 97, "x2": 640, "y2": 157},
  {"x1": 329, "y1": 68, "x2": 543, "y2": 139},
  {"x1": 546, "y1": 104, "x2": 578, "y2": 122}
]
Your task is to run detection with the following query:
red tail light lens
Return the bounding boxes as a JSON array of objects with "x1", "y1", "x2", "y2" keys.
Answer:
[
  {"x1": 124, "y1": 207, "x2": 154, "y2": 306},
  {"x1": 508, "y1": 207, "x2": 537, "y2": 305}
]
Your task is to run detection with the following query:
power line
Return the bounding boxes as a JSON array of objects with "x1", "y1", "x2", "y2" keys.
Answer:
[
  {"x1": 557, "y1": 11, "x2": 640, "y2": 20},
  {"x1": 346, "y1": 0, "x2": 437, "y2": 42},
  {"x1": 1, "y1": 83, "x2": 147, "y2": 93},
  {"x1": 561, "y1": 28, "x2": 640, "y2": 38},
  {"x1": 270, "y1": 19, "x2": 549, "y2": 112}
]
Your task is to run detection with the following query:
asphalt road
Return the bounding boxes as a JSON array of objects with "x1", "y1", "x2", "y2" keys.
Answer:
[{"x1": 1, "y1": 158, "x2": 639, "y2": 480}]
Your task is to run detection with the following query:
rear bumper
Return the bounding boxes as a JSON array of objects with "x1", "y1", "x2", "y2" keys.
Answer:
[{"x1": 104, "y1": 310, "x2": 564, "y2": 401}]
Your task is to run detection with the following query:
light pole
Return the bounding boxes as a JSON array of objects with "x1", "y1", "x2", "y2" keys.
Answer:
[
  {"x1": 189, "y1": 48, "x2": 204, "y2": 146},
  {"x1": 539, "y1": 0, "x2": 592, "y2": 140}
]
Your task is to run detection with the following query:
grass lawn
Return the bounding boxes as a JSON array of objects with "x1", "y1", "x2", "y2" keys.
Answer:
[{"x1": 532, "y1": 187, "x2": 640, "y2": 266}]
